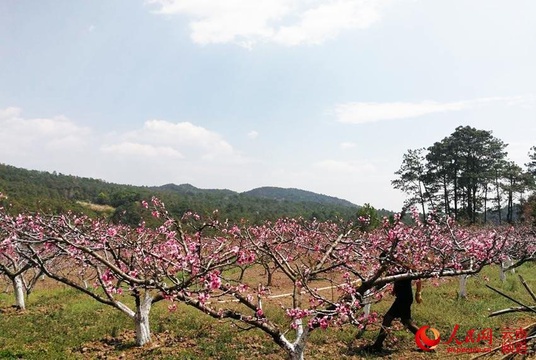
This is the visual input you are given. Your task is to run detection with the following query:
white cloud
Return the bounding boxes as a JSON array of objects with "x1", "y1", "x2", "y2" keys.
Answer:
[
  {"x1": 247, "y1": 130, "x2": 259, "y2": 139},
  {"x1": 0, "y1": 107, "x2": 94, "y2": 178},
  {"x1": 0, "y1": 107, "x2": 255, "y2": 193},
  {"x1": 104, "y1": 119, "x2": 242, "y2": 162},
  {"x1": 273, "y1": 0, "x2": 382, "y2": 46},
  {"x1": 334, "y1": 95, "x2": 536, "y2": 124},
  {"x1": 97, "y1": 119, "x2": 255, "y2": 189},
  {"x1": 0, "y1": 107, "x2": 91, "y2": 154},
  {"x1": 0, "y1": 107, "x2": 21, "y2": 119},
  {"x1": 101, "y1": 142, "x2": 184, "y2": 158},
  {"x1": 335, "y1": 101, "x2": 465, "y2": 124},
  {"x1": 147, "y1": 0, "x2": 389, "y2": 47}
]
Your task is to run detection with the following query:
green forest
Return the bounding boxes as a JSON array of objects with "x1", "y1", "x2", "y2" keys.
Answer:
[
  {"x1": 0, "y1": 163, "x2": 389, "y2": 226},
  {"x1": 391, "y1": 126, "x2": 536, "y2": 224}
]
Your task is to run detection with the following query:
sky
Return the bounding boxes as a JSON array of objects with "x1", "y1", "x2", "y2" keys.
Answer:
[{"x1": 0, "y1": 0, "x2": 535, "y2": 211}]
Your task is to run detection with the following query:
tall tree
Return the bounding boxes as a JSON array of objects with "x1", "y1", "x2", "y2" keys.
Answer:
[
  {"x1": 502, "y1": 162, "x2": 533, "y2": 223},
  {"x1": 426, "y1": 137, "x2": 458, "y2": 216},
  {"x1": 489, "y1": 160, "x2": 508, "y2": 224},
  {"x1": 451, "y1": 126, "x2": 507, "y2": 222},
  {"x1": 425, "y1": 126, "x2": 507, "y2": 223},
  {"x1": 396, "y1": 126, "x2": 510, "y2": 223},
  {"x1": 391, "y1": 148, "x2": 433, "y2": 218}
]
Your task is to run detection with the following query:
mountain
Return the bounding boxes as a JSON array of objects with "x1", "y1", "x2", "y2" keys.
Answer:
[
  {"x1": 242, "y1": 187, "x2": 357, "y2": 207},
  {"x1": 0, "y1": 163, "x2": 387, "y2": 225},
  {"x1": 151, "y1": 184, "x2": 357, "y2": 208}
]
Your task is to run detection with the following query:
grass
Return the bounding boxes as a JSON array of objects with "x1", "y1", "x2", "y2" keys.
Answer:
[
  {"x1": 75, "y1": 201, "x2": 115, "y2": 214},
  {"x1": 0, "y1": 264, "x2": 534, "y2": 359},
  {"x1": 347, "y1": 264, "x2": 536, "y2": 358}
]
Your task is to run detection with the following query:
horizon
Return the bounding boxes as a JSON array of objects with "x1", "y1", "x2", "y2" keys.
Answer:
[{"x1": 1, "y1": 1, "x2": 535, "y2": 211}]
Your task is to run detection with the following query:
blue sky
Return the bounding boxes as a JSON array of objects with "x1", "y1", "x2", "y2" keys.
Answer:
[{"x1": 1, "y1": 0, "x2": 535, "y2": 211}]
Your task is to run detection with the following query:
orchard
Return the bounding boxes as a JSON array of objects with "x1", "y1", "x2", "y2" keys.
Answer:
[{"x1": 1, "y1": 193, "x2": 535, "y2": 359}]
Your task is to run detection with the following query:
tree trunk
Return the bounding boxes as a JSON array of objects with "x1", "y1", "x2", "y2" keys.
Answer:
[
  {"x1": 419, "y1": 183, "x2": 427, "y2": 220},
  {"x1": 238, "y1": 266, "x2": 247, "y2": 282},
  {"x1": 287, "y1": 347, "x2": 305, "y2": 360},
  {"x1": 495, "y1": 170, "x2": 502, "y2": 224},
  {"x1": 458, "y1": 275, "x2": 468, "y2": 299},
  {"x1": 454, "y1": 171, "x2": 459, "y2": 218},
  {"x1": 279, "y1": 325, "x2": 309, "y2": 360},
  {"x1": 442, "y1": 176, "x2": 450, "y2": 215},
  {"x1": 266, "y1": 269, "x2": 274, "y2": 287},
  {"x1": 499, "y1": 257, "x2": 515, "y2": 282},
  {"x1": 483, "y1": 185, "x2": 488, "y2": 223},
  {"x1": 473, "y1": 186, "x2": 477, "y2": 223},
  {"x1": 13, "y1": 275, "x2": 26, "y2": 310},
  {"x1": 507, "y1": 189, "x2": 513, "y2": 223},
  {"x1": 363, "y1": 290, "x2": 372, "y2": 317},
  {"x1": 134, "y1": 292, "x2": 153, "y2": 346}
]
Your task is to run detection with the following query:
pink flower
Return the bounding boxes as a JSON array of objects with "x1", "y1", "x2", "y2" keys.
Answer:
[
  {"x1": 319, "y1": 317, "x2": 329, "y2": 330},
  {"x1": 206, "y1": 271, "x2": 221, "y2": 290},
  {"x1": 198, "y1": 292, "x2": 210, "y2": 304}
]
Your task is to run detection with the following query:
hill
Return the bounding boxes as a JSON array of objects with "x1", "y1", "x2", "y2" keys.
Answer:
[
  {"x1": 243, "y1": 186, "x2": 356, "y2": 207},
  {"x1": 0, "y1": 163, "x2": 391, "y2": 225},
  {"x1": 152, "y1": 184, "x2": 357, "y2": 208}
]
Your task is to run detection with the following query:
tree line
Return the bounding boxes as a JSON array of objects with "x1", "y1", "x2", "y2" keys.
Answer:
[
  {"x1": 392, "y1": 125, "x2": 536, "y2": 224},
  {"x1": 0, "y1": 163, "x2": 384, "y2": 226}
]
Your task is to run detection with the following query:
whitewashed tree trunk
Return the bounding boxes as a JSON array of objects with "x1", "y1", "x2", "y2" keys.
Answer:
[
  {"x1": 363, "y1": 289, "x2": 372, "y2": 317},
  {"x1": 499, "y1": 266, "x2": 506, "y2": 282},
  {"x1": 13, "y1": 275, "x2": 26, "y2": 310},
  {"x1": 354, "y1": 290, "x2": 373, "y2": 339},
  {"x1": 499, "y1": 257, "x2": 515, "y2": 282},
  {"x1": 458, "y1": 275, "x2": 468, "y2": 299},
  {"x1": 134, "y1": 292, "x2": 153, "y2": 346},
  {"x1": 287, "y1": 344, "x2": 306, "y2": 360},
  {"x1": 280, "y1": 319, "x2": 309, "y2": 360}
]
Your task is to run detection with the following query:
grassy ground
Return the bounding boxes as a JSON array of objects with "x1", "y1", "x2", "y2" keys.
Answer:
[{"x1": 0, "y1": 264, "x2": 535, "y2": 359}]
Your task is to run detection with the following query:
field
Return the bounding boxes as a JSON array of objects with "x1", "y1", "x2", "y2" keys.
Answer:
[{"x1": 0, "y1": 264, "x2": 535, "y2": 360}]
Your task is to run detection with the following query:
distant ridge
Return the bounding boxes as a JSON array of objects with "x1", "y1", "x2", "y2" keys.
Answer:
[
  {"x1": 151, "y1": 184, "x2": 357, "y2": 208},
  {"x1": 0, "y1": 162, "x2": 360, "y2": 209},
  {"x1": 1, "y1": 163, "x2": 393, "y2": 225},
  {"x1": 242, "y1": 186, "x2": 357, "y2": 208}
]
